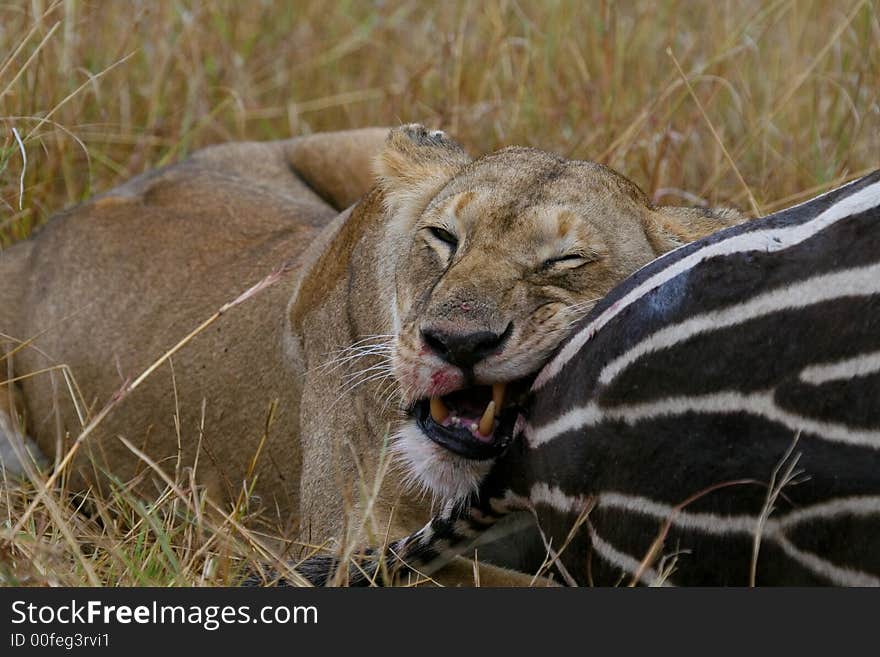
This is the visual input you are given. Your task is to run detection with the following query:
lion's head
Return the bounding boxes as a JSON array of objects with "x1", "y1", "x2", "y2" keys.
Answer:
[{"x1": 371, "y1": 125, "x2": 743, "y2": 501}]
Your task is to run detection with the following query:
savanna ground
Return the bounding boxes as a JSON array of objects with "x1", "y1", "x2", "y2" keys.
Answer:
[{"x1": 0, "y1": 0, "x2": 878, "y2": 586}]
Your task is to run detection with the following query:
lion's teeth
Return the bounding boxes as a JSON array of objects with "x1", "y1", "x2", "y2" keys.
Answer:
[
  {"x1": 430, "y1": 396, "x2": 449, "y2": 423},
  {"x1": 492, "y1": 383, "x2": 506, "y2": 410},
  {"x1": 478, "y1": 400, "x2": 496, "y2": 436}
]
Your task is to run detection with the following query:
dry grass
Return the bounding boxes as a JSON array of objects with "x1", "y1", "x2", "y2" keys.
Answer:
[{"x1": 1, "y1": 0, "x2": 879, "y2": 586}]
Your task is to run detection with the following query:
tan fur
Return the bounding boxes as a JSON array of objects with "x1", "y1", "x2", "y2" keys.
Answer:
[{"x1": 0, "y1": 125, "x2": 744, "y2": 584}]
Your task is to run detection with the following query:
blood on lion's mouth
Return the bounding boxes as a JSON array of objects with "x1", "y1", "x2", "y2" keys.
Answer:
[{"x1": 410, "y1": 381, "x2": 530, "y2": 460}]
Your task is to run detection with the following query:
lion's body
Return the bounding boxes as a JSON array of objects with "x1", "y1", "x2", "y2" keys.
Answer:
[
  {"x1": 0, "y1": 126, "x2": 742, "y2": 584},
  {"x1": 1, "y1": 130, "x2": 392, "y2": 539}
]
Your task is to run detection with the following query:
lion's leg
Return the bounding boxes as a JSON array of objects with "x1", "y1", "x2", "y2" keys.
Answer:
[
  {"x1": 0, "y1": 347, "x2": 48, "y2": 477},
  {"x1": 280, "y1": 127, "x2": 390, "y2": 210}
]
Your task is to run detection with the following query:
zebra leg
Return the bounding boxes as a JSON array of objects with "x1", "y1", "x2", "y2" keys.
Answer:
[{"x1": 293, "y1": 492, "x2": 534, "y2": 586}]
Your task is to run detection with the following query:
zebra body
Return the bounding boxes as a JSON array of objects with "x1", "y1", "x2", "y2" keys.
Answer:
[{"x1": 305, "y1": 170, "x2": 880, "y2": 586}]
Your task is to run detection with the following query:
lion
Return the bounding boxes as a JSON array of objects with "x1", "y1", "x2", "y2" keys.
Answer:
[{"x1": 0, "y1": 125, "x2": 743, "y2": 584}]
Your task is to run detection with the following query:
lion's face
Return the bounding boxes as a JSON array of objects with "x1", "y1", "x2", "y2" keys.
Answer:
[{"x1": 373, "y1": 125, "x2": 743, "y2": 501}]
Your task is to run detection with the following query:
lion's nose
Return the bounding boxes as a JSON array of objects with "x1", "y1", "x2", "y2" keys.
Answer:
[{"x1": 420, "y1": 323, "x2": 512, "y2": 368}]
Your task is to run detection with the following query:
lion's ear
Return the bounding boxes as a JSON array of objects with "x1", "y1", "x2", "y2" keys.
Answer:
[
  {"x1": 375, "y1": 124, "x2": 471, "y2": 218},
  {"x1": 642, "y1": 205, "x2": 748, "y2": 255}
]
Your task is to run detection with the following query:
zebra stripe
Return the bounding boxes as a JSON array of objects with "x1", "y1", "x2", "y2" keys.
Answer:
[
  {"x1": 542, "y1": 486, "x2": 880, "y2": 547},
  {"x1": 799, "y1": 350, "x2": 880, "y2": 385},
  {"x1": 586, "y1": 523, "x2": 673, "y2": 586},
  {"x1": 596, "y1": 262, "x2": 880, "y2": 387},
  {"x1": 527, "y1": 390, "x2": 880, "y2": 450}
]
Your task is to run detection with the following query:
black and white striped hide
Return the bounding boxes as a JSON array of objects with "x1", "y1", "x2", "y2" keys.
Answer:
[{"x1": 303, "y1": 170, "x2": 880, "y2": 587}]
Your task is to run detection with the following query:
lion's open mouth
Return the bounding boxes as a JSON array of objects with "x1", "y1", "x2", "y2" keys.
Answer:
[{"x1": 411, "y1": 380, "x2": 531, "y2": 460}]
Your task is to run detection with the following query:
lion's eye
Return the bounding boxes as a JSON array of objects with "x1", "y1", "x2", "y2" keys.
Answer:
[
  {"x1": 542, "y1": 254, "x2": 589, "y2": 270},
  {"x1": 428, "y1": 226, "x2": 459, "y2": 249}
]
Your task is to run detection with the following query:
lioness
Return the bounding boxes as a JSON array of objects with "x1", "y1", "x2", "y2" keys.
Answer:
[{"x1": 0, "y1": 125, "x2": 742, "y2": 583}]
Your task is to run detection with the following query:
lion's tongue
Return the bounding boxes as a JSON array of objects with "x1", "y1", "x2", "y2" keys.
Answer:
[{"x1": 429, "y1": 383, "x2": 506, "y2": 440}]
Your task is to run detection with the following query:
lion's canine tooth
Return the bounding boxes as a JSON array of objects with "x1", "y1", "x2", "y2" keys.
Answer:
[
  {"x1": 478, "y1": 401, "x2": 496, "y2": 436},
  {"x1": 430, "y1": 396, "x2": 449, "y2": 423},
  {"x1": 492, "y1": 383, "x2": 506, "y2": 411}
]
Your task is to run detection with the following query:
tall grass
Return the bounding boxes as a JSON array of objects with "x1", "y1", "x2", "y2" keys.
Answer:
[
  {"x1": 1, "y1": 0, "x2": 878, "y2": 586},
  {"x1": 2, "y1": 0, "x2": 878, "y2": 243}
]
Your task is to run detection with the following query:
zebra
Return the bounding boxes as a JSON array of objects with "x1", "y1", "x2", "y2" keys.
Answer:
[{"x1": 298, "y1": 169, "x2": 880, "y2": 586}]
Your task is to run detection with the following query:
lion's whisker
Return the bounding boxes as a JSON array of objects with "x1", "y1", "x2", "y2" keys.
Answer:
[
  {"x1": 327, "y1": 334, "x2": 395, "y2": 351},
  {"x1": 335, "y1": 370, "x2": 396, "y2": 401},
  {"x1": 377, "y1": 380, "x2": 403, "y2": 414},
  {"x1": 310, "y1": 345, "x2": 395, "y2": 375},
  {"x1": 341, "y1": 361, "x2": 395, "y2": 384}
]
